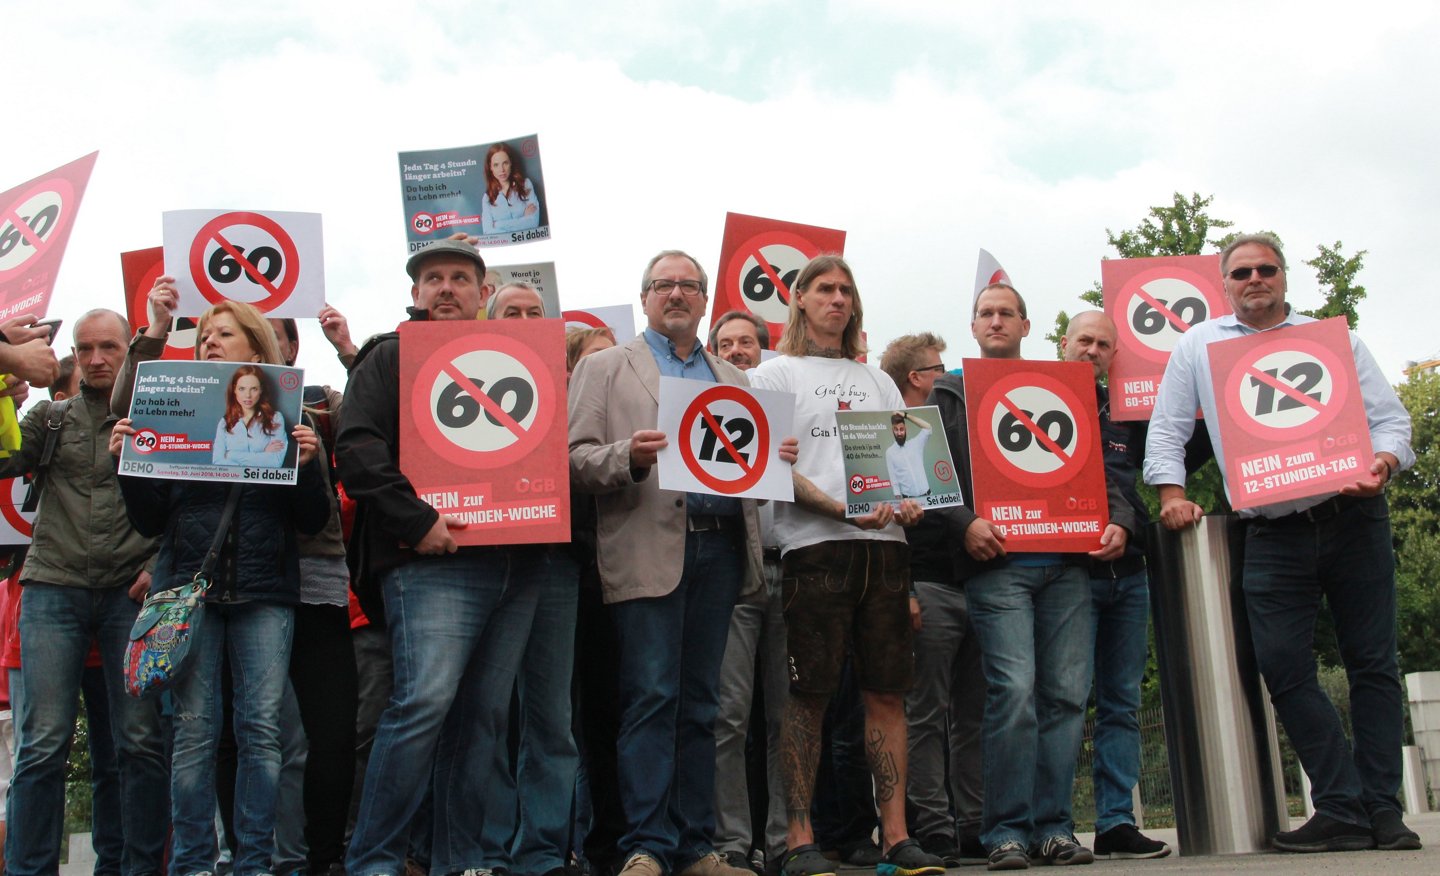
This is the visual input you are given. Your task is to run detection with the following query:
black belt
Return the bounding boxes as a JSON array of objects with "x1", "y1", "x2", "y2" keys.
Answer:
[
  {"x1": 1093, "y1": 553, "x2": 1147, "y2": 579},
  {"x1": 1260, "y1": 494, "x2": 1358, "y2": 526},
  {"x1": 687, "y1": 514, "x2": 741, "y2": 533}
]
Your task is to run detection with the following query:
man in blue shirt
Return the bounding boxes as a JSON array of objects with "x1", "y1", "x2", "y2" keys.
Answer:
[
  {"x1": 569, "y1": 251, "x2": 795, "y2": 876},
  {"x1": 1144, "y1": 233, "x2": 1420, "y2": 853}
]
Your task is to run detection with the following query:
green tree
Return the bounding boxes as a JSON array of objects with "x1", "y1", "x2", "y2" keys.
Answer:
[
  {"x1": 1388, "y1": 371, "x2": 1440, "y2": 672},
  {"x1": 1047, "y1": 193, "x2": 1236, "y2": 356},
  {"x1": 1300, "y1": 241, "x2": 1367, "y2": 329}
]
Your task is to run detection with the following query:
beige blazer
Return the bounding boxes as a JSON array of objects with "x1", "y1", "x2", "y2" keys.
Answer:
[{"x1": 568, "y1": 334, "x2": 764, "y2": 604}]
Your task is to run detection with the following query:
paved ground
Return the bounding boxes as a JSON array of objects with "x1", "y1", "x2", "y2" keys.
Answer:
[{"x1": 827, "y1": 811, "x2": 1440, "y2": 874}]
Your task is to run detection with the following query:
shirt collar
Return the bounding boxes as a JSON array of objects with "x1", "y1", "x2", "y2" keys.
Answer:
[{"x1": 643, "y1": 327, "x2": 704, "y2": 365}]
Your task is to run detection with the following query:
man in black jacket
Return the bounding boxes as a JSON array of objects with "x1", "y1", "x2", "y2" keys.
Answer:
[
  {"x1": 1060, "y1": 312, "x2": 1171, "y2": 860},
  {"x1": 926, "y1": 285, "x2": 1137, "y2": 870},
  {"x1": 340, "y1": 240, "x2": 540, "y2": 876}
]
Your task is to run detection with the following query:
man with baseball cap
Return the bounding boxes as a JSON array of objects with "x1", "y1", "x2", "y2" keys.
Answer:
[{"x1": 341, "y1": 239, "x2": 543, "y2": 875}]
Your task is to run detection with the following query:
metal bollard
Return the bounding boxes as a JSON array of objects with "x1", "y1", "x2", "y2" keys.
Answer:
[{"x1": 1147, "y1": 515, "x2": 1288, "y2": 855}]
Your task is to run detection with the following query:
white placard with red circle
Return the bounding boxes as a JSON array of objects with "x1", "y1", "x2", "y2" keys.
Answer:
[
  {"x1": 162, "y1": 209, "x2": 325, "y2": 318},
  {"x1": 656, "y1": 377, "x2": 794, "y2": 502},
  {"x1": 0, "y1": 476, "x2": 36, "y2": 545},
  {"x1": 0, "y1": 152, "x2": 98, "y2": 320},
  {"x1": 963, "y1": 358, "x2": 1109, "y2": 553},
  {"x1": 399, "y1": 320, "x2": 570, "y2": 546},
  {"x1": 1206, "y1": 316, "x2": 1374, "y2": 510},
  {"x1": 562, "y1": 304, "x2": 636, "y2": 343},
  {"x1": 1102, "y1": 254, "x2": 1228, "y2": 421}
]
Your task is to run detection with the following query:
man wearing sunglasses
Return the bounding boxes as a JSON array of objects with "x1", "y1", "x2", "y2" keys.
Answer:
[{"x1": 1145, "y1": 233, "x2": 1419, "y2": 853}]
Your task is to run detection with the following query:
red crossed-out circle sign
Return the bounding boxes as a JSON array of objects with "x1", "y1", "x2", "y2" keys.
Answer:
[
  {"x1": 976, "y1": 372, "x2": 1093, "y2": 488},
  {"x1": 1223, "y1": 337, "x2": 1349, "y2": 442},
  {"x1": 1117, "y1": 265, "x2": 1225, "y2": 364},
  {"x1": 125, "y1": 248, "x2": 196, "y2": 360},
  {"x1": 131, "y1": 429, "x2": 161, "y2": 454},
  {"x1": 188, "y1": 212, "x2": 301, "y2": 312},
  {"x1": 562, "y1": 309, "x2": 605, "y2": 331},
  {"x1": 933, "y1": 459, "x2": 953, "y2": 483},
  {"x1": 411, "y1": 333, "x2": 557, "y2": 469},
  {"x1": 723, "y1": 230, "x2": 823, "y2": 326},
  {"x1": 1, "y1": 477, "x2": 34, "y2": 540},
  {"x1": 0, "y1": 178, "x2": 76, "y2": 279},
  {"x1": 678, "y1": 385, "x2": 771, "y2": 494}
]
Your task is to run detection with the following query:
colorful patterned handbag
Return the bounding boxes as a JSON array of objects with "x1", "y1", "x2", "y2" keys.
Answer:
[{"x1": 123, "y1": 486, "x2": 242, "y2": 698}]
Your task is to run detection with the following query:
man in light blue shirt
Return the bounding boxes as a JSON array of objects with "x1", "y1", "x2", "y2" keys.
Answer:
[{"x1": 1144, "y1": 233, "x2": 1420, "y2": 853}]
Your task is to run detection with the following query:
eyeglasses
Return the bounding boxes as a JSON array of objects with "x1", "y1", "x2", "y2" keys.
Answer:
[
  {"x1": 913, "y1": 363, "x2": 946, "y2": 374},
  {"x1": 1227, "y1": 264, "x2": 1282, "y2": 282},
  {"x1": 648, "y1": 279, "x2": 705, "y2": 296}
]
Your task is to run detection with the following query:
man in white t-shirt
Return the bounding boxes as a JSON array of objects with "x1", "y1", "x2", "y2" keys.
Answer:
[{"x1": 749, "y1": 255, "x2": 942, "y2": 876}]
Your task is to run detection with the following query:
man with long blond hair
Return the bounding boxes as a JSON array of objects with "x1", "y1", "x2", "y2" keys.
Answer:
[{"x1": 749, "y1": 256, "x2": 942, "y2": 876}]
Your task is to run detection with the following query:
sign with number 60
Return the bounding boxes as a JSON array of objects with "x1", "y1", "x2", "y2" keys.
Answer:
[{"x1": 162, "y1": 209, "x2": 325, "y2": 318}]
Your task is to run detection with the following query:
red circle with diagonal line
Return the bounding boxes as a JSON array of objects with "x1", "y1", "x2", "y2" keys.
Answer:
[
  {"x1": 679, "y1": 385, "x2": 771, "y2": 494},
  {"x1": 1116, "y1": 265, "x2": 1226, "y2": 363},
  {"x1": 411, "y1": 333, "x2": 556, "y2": 469},
  {"x1": 188, "y1": 212, "x2": 300, "y2": 311},
  {"x1": 562, "y1": 309, "x2": 605, "y2": 331},
  {"x1": 0, "y1": 179, "x2": 75, "y2": 279},
  {"x1": 1222, "y1": 337, "x2": 1348, "y2": 442},
  {"x1": 0, "y1": 477, "x2": 34, "y2": 540},
  {"x1": 976, "y1": 372, "x2": 1092, "y2": 488},
  {"x1": 722, "y1": 230, "x2": 823, "y2": 328}
]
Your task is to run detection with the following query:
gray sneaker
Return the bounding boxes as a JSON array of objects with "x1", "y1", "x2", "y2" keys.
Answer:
[{"x1": 1032, "y1": 836, "x2": 1093, "y2": 866}]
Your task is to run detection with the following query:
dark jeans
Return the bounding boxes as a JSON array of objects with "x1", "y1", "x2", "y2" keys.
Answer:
[
  {"x1": 576, "y1": 563, "x2": 625, "y2": 875},
  {"x1": 1242, "y1": 494, "x2": 1404, "y2": 826},
  {"x1": 289, "y1": 602, "x2": 359, "y2": 870}
]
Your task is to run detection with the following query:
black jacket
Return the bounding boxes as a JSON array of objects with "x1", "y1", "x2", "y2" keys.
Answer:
[
  {"x1": 911, "y1": 372, "x2": 1140, "y2": 586},
  {"x1": 119, "y1": 461, "x2": 330, "y2": 604}
]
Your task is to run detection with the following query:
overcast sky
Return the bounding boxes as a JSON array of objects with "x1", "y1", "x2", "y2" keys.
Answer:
[{"x1": 5, "y1": 1, "x2": 1436, "y2": 395}]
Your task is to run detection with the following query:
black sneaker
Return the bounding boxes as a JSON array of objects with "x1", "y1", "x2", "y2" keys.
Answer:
[
  {"x1": 959, "y1": 834, "x2": 988, "y2": 860},
  {"x1": 1372, "y1": 809, "x2": 1423, "y2": 851},
  {"x1": 1092, "y1": 823, "x2": 1171, "y2": 859},
  {"x1": 1271, "y1": 813, "x2": 1375, "y2": 852},
  {"x1": 1032, "y1": 835, "x2": 1093, "y2": 866},
  {"x1": 917, "y1": 833, "x2": 963, "y2": 868},
  {"x1": 834, "y1": 838, "x2": 884, "y2": 867},
  {"x1": 986, "y1": 840, "x2": 1029, "y2": 871},
  {"x1": 779, "y1": 844, "x2": 836, "y2": 876},
  {"x1": 876, "y1": 839, "x2": 945, "y2": 876}
]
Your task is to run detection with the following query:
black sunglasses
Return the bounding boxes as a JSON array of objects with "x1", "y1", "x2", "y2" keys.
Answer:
[{"x1": 1227, "y1": 264, "x2": 1282, "y2": 282}]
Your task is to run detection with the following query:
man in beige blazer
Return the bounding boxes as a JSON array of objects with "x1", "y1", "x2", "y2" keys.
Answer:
[{"x1": 569, "y1": 250, "x2": 794, "y2": 876}]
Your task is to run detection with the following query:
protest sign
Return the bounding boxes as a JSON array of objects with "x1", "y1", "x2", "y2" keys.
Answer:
[
  {"x1": 1103, "y1": 254, "x2": 1227, "y2": 420},
  {"x1": 162, "y1": 210, "x2": 325, "y2": 318},
  {"x1": 656, "y1": 377, "x2": 794, "y2": 502},
  {"x1": 400, "y1": 135, "x2": 550, "y2": 251},
  {"x1": 963, "y1": 358, "x2": 1108, "y2": 552},
  {"x1": 837, "y1": 405, "x2": 962, "y2": 516},
  {"x1": 120, "y1": 360, "x2": 304, "y2": 484},
  {"x1": 712, "y1": 212, "x2": 845, "y2": 346},
  {"x1": 483, "y1": 261, "x2": 559, "y2": 319},
  {"x1": 122, "y1": 246, "x2": 196, "y2": 361},
  {"x1": 562, "y1": 304, "x2": 636, "y2": 343},
  {"x1": 0, "y1": 476, "x2": 35, "y2": 545},
  {"x1": 399, "y1": 319, "x2": 570, "y2": 545},
  {"x1": 1207, "y1": 317, "x2": 1373, "y2": 510},
  {"x1": 0, "y1": 152, "x2": 98, "y2": 321}
]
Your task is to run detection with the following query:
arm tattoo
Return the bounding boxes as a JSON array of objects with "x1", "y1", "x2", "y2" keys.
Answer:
[
  {"x1": 792, "y1": 471, "x2": 842, "y2": 520},
  {"x1": 866, "y1": 728, "x2": 900, "y2": 804}
]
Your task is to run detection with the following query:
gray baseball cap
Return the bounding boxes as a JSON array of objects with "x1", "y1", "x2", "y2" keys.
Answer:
[{"x1": 405, "y1": 239, "x2": 487, "y2": 281}]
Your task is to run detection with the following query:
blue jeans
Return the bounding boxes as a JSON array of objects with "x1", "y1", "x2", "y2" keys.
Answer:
[
  {"x1": 1242, "y1": 495, "x2": 1403, "y2": 826},
  {"x1": 609, "y1": 529, "x2": 743, "y2": 872},
  {"x1": 81, "y1": 664, "x2": 126, "y2": 875},
  {"x1": 480, "y1": 547, "x2": 581, "y2": 874},
  {"x1": 5, "y1": 583, "x2": 169, "y2": 876},
  {"x1": 348, "y1": 549, "x2": 539, "y2": 876},
  {"x1": 170, "y1": 601, "x2": 293, "y2": 876},
  {"x1": 966, "y1": 564, "x2": 1093, "y2": 849},
  {"x1": 1088, "y1": 568, "x2": 1150, "y2": 834}
]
